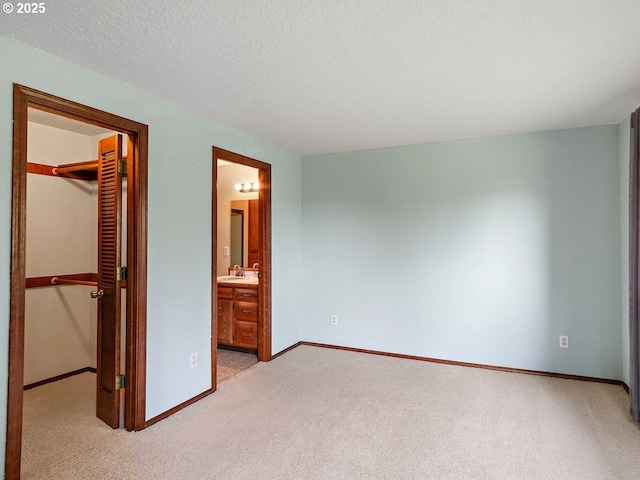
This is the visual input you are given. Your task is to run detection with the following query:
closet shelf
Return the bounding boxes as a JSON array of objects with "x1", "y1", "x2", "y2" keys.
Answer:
[{"x1": 51, "y1": 154, "x2": 129, "y2": 179}]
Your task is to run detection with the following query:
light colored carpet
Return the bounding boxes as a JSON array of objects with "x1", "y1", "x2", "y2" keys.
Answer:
[{"x1": 21, "y1": 345, "x2": 640, "y2": 479}]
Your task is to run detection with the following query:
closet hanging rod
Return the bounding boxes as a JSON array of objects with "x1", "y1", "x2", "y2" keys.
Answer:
[
  {"x1": 52, "y1": 162, "x2": 98, "y2": 175},
  {"x1": 51, "y1": 277, "x2": 98, "y2": 287}
]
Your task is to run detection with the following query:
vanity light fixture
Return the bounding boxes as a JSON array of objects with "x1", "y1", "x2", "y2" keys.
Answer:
[{"x1": 234, "y1": 182, "x2": 259, "y2": 193}]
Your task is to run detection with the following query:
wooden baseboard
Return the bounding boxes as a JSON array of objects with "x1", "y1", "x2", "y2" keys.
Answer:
[
  {"x1": 144, "y1": 341, "x2": 302, "y2": 429},
  {"x1": 270, "y1": 341, "x2": 302, "y2": 361},
  {"x1": 145, "y1": 340, "x2": 631, "y2": 431},
  {"x1": 145, "y1": 389, "x2": 213, "y2": 429},
  {"x1": 300, "y1": 341, "x2": 628, "y2": 389},
  {"x1": 23, "y1": 367, "x2": 97, "y2": 390}
]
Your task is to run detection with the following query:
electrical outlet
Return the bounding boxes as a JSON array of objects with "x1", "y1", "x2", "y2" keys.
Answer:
[
  {"x1": 223, "y1": 246, "x2": 230, "y2": 256},
  {"x1": 559, "y1": 335, "x2": 569, "y2": 348},
  {"x1": 331, "y1": 315, "x2": 338, "y2": 326},
  {"x1": 190, "y1": 352, "x2": 198, "y2": 368}
]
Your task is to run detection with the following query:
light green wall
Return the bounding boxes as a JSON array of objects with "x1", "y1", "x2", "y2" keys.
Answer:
[
  {"x1": 302, "y1": 126, "x2": 623, "y2": 380},
  {"x1": 0, "y1": 36, "x2": 302, "y2": 464},
  {"x1": 620, "y1": 115, "x2": 631, "y2": 386}
]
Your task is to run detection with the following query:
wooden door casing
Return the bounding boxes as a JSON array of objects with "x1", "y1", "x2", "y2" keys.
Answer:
[
  {"x1": 212, "y1": 147, "x2": 271, "y2": 373},
  {"x1": 248, "y1": 199, "x2": 260, "y2": 267},
  {"x1": 8, "y1": 85, "x2": 149, "y2": 480}
]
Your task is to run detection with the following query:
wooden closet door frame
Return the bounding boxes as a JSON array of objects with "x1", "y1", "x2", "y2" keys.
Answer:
[
  {"x1": 7, "y1": 85, "x2": 149, "y2": 479},
  {"x1": 212, "y1": 147, "x2": 272, "y2": 390}
]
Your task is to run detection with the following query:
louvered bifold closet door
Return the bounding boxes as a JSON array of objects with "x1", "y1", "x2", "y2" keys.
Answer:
[{"x1": 96, "y1": 134, "x2": 123, "y2": 428}]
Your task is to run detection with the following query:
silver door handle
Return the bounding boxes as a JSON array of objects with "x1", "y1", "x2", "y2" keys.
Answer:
[{"x1": 90, "y1": 290, "x2": 104, "y2": 299}]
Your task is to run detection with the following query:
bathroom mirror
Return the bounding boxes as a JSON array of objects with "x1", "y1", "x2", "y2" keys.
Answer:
[{"x1": 229, "y1": 200, "x2": 250, "y2": 267}]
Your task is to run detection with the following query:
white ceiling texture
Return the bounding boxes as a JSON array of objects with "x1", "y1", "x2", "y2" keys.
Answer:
[{"x1": 2, "y1": 0, "x2": 640, "y2": 155}]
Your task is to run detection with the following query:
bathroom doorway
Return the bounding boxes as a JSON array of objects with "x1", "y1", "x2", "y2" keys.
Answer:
[{"x1": 212, "y1": 147, "x2": 272, "y2": 391}]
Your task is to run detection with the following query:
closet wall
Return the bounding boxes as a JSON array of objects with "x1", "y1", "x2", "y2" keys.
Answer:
[{"x1": 24, "y1": 122, "x2": 99, "y2": 385}]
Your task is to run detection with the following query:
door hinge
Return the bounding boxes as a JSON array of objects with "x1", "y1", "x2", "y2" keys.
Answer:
[
  {"x1": 117, "y1": 266, "x2": 128, "y2": 281},
  {"x1": 116, "y1": 374, "x2": 126, "y2": 390},
  {"x1": 118, "y1": 158, "x2": 127, "y2": 174}
]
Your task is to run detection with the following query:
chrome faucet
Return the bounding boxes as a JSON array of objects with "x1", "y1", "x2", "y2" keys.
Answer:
[
  {"x1": 252, "y1": 263, "x2": 259, "y2": 268},
  {"x1": 233, "y1": 265, "x2": 243, "y2": 276}
]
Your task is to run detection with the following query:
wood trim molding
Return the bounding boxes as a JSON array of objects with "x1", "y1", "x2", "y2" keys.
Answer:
[
  {"x1": 144, "y1": 389, "x2": 213, "y2": 428},
  {"x1": 211, "y1": 151, "x2": 218, "y2": 394},
  {"x1": 301, "y1": 342, "x2": 629, "y2": 389},
  {"x1": 7, "y1": 82, "x2": 28, "y2": 480},
  {"x1": 7, "y1": 84, "x2": 149, "y2": 480},
  {"x1": 125, "y1": 125, "x2": 149, "y2": 432},
  {"x1": 23, "y1": 367, "x2": 97, "y2": 391},
  {"x1": 258, "y1": 164, "x2": 272, "y2": 362},
  {"x1": 26, "y1": 162, "x2": 56, "y2": 177}
]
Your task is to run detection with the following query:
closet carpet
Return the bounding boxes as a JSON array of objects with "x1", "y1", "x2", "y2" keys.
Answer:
[{"x1": 20, "y1": 345, "x2": 640, "y2": 479}]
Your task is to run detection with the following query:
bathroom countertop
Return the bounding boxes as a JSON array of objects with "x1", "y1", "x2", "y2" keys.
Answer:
[{"x1": 217, "y1": 276, "x2": 259, "y2": 286}]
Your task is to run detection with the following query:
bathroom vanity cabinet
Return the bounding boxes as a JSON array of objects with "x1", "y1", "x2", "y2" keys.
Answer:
[{"x1": 217, "y1": 283, "x2": 259, "y2": 349}]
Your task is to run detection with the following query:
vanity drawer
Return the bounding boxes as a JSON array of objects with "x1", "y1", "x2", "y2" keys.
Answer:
[
  {"x1": 217, "y1": 287, "x2": 233, "y2": 300},
  {"x1": 235, "y1": 287, "x2": 258, "y2": 302},
  {"x1": 234, "y1": 321, "x2": 258, "y2": 349},
  {"x1": 235, "y1": 301, "x2": 258, "y2": 322}
]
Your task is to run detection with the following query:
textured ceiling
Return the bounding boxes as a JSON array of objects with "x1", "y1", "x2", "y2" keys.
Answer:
[{"x1": 3, "y1": 1, "x2": 640, "y2": 155}]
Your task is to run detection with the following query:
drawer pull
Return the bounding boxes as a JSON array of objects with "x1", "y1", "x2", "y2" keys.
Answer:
[
  {"x1": 242, "y1": 333, "x2": 253, "y2": 337},
  {"x1": 241, "y1": 309, "x2": 252, "y2": 314},
  {"x1": 241, "y1": 293, "x2": 254, "y2": 297}
]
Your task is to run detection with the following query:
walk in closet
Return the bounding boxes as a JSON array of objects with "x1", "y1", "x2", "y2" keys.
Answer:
[{"x1": 24, "y1": 110, "x2": 128, "y2": 428}]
